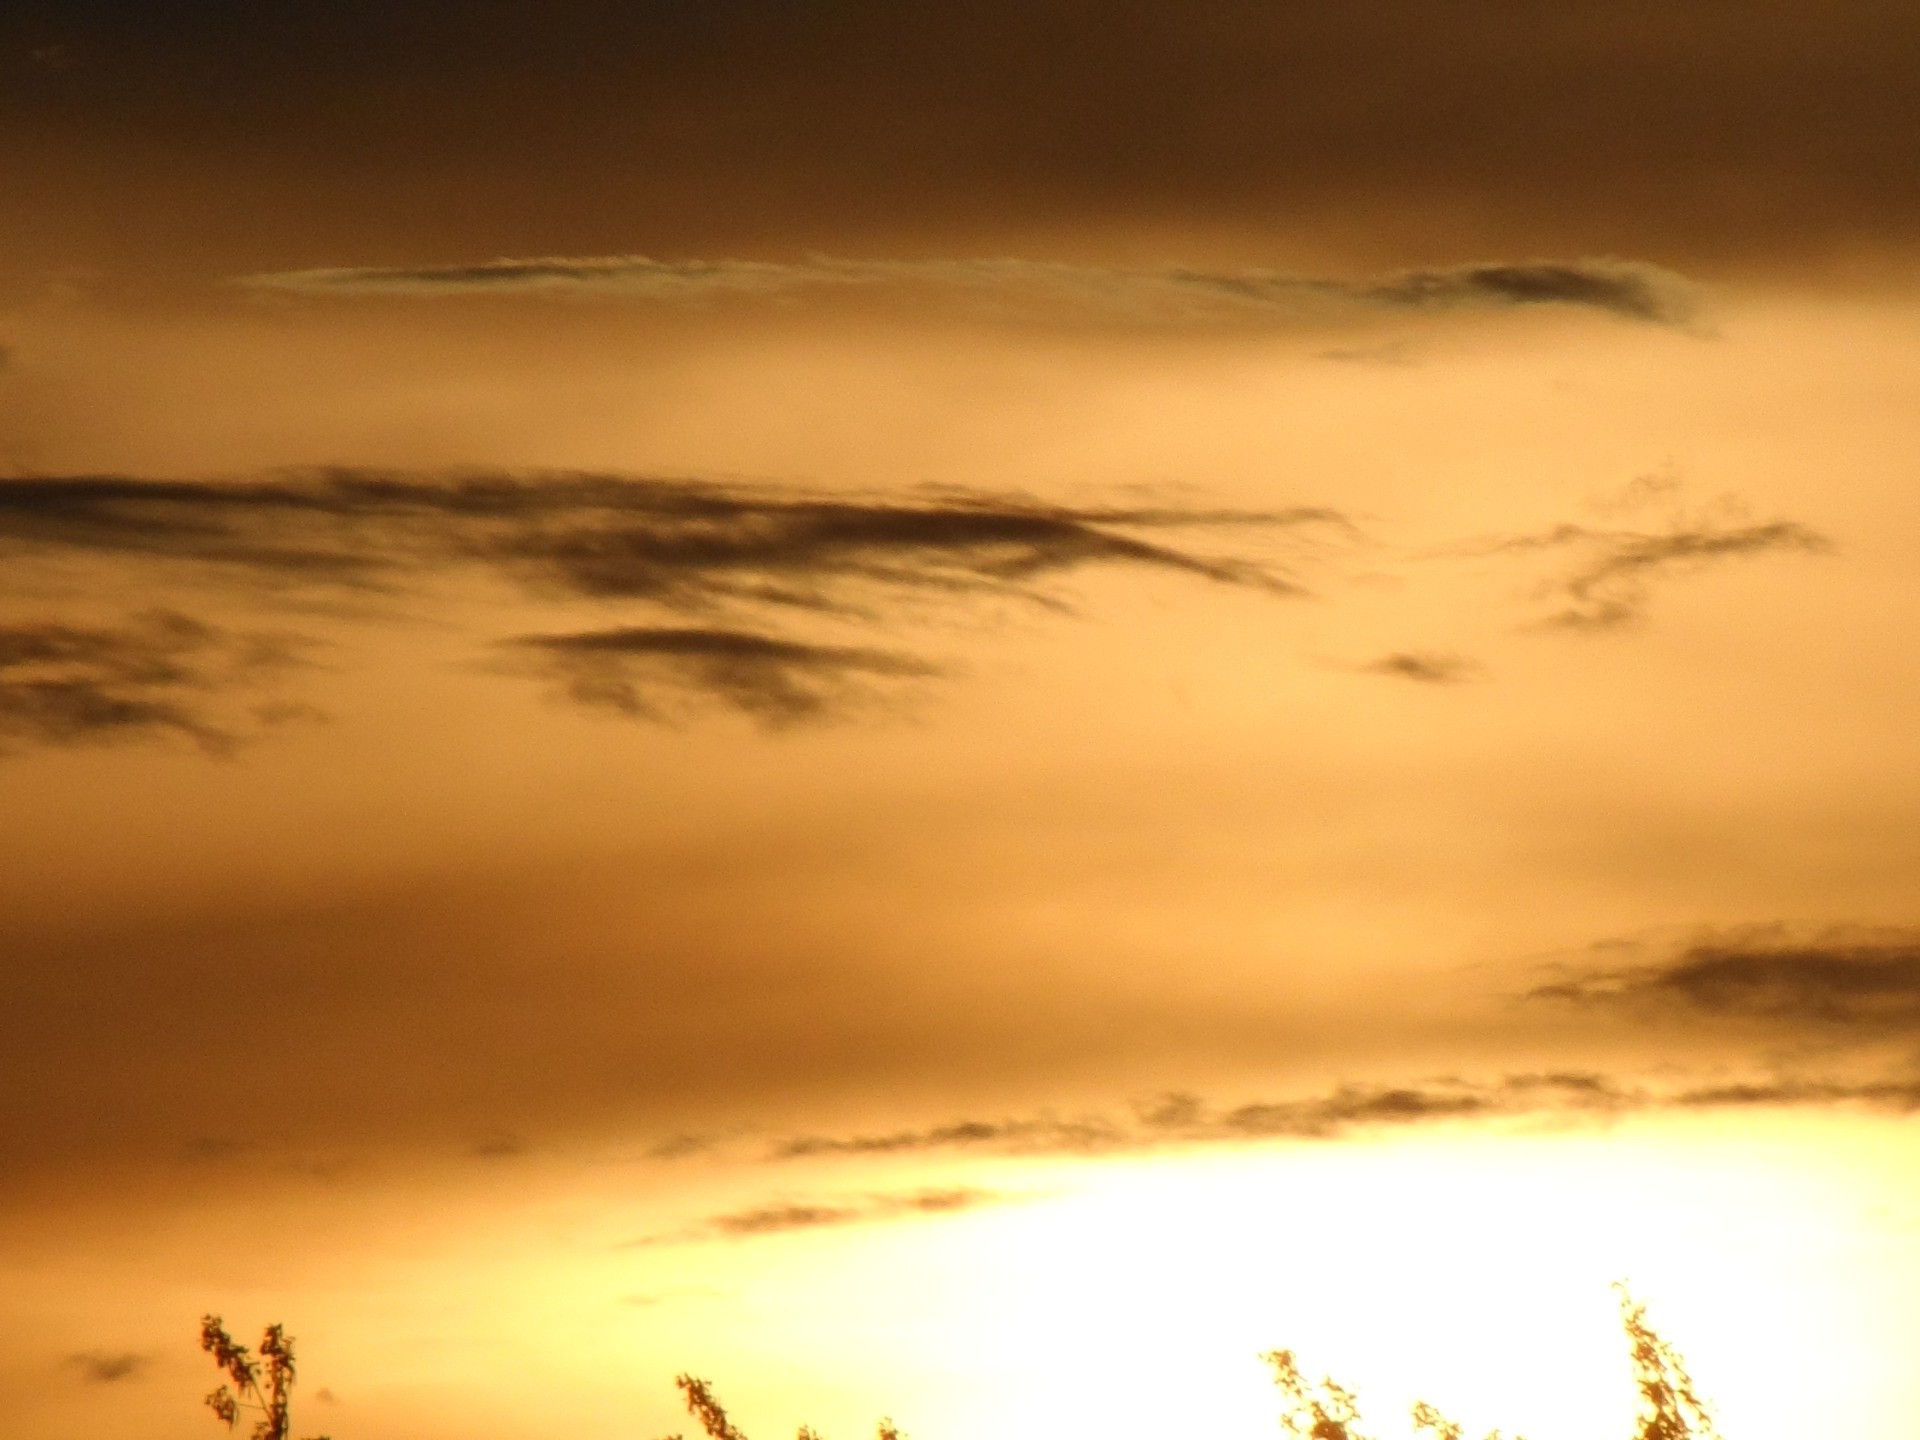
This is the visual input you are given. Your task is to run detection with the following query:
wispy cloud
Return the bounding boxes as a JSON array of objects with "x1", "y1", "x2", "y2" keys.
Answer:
[
  {"x1": 236, "y1": 254, "x2": 1698, "y2": 327},
  {"x1": 0, "y1": 611, "x2": 310, "y2": 754},
  {"x1": 0, "y1": 474, "x2": 1314, "y2": 600},
  {"x1": 0, "y1": 471, "x2": 1325, "y2": 734},
  {"x1": 1458, "y1": 514, "x2": 1830, "y2": 630}
]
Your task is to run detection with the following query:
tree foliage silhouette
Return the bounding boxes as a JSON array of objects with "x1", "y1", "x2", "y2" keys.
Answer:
[
  {"x1": 657, "y1": 1288, "x2": 1715, "y2": 1440},
  {"x1": 198, "y1": 1316, "x2": 329, "y2": 1440}
]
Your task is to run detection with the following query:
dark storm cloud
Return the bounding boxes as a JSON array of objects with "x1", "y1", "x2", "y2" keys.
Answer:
[
  {"x1": 1470, "y1": 517, "x2": 1830, "y2": 630},
  {"x1": 1534, "y1": 935, "x2": 1920, "y2": 1028},
  {"x1": 503, "y1": 627, "x2": 936, "y2": 728},
  {"x1": 0, "y1": 611, "x2": 308, "y2": 754},
  {"x1": 0, "y1": 471, "x2": 1318, "y2": 730},
  {"x1": 64, "y1": 1351, "x2": 147, "y2": 1384},
  {"x1": 239, "y1": 254, "x2": 1697, "y2": 328},
  {"x1": 9, "y1": 2, "x2": 1920, "y2": 278},
  {"x1": 1358, "y1": 652, "x2": 1483, "y2": 685}
]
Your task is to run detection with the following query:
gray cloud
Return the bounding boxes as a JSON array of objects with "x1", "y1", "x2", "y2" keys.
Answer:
[
  {"x1": 0, "y1": 611, "x2": 309, "y2": 754},
  {"x1": 237, "y1": 254, "x2": 1697, "y2": 328},
  {"x1": 503, "y1": 627, "x2": 936, "y2": 727},
  {"x1": 65, "y1": 1351, "x2": 147, "y2": 1384},
  {"x1": 1533, "y1": 934, "x2": 1920, "y2": 1028}
]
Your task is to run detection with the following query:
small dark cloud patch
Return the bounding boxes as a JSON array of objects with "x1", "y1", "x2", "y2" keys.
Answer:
[
  {"x1": 1534, "y1": 935, "x2": 1920, "y2": 1028},
  {"x1": 1359, "y1": 651, "x2": 1483, "y2": 684},
  {"x1": 503, "y1": 626, "x2": 936, "y2": 728},
  {"x1": 470, "y1": 1133, "x2": 528, "y2": 1159},
  {"x1": 65, "y1": 1351, "x2": 147, "y2": 1384},
  {"x1": 239, "y1": 254, "x2": 1696, "y2": 328},
  {"x1": 0, "y1": 611, "x2": 310, "y2": 755}
]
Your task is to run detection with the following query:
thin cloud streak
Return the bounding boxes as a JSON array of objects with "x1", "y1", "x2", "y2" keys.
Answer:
[
  {"x1": 237, "y1": 255, "x2": 1699, "y2": 327},
  {"x1": 503, "y1": 627, "x2": 937, "y2": 728},
  {"x1": 768, "y1": 1066, "x2": 1920, "y2": 1163},
  {"x1": 632, "y1": 1187, "x2": 1004, "y2": 1247},
  {"x1": 0, "y1": 473, "x2": 1315, "y2": 605}
]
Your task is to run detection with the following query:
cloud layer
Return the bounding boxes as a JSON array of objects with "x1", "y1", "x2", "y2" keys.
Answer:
[{"x1": 239, "y1": 254, "x2": 1699, "y2": 328}]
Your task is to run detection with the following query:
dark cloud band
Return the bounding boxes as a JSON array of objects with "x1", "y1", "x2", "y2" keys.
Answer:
[{"x1": 237, "y1": 254, "x2": 1698, "y2": 327}]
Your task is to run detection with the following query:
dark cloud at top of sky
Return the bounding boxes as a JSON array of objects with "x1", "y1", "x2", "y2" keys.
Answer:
[
  {"x1": 7, "y1": 1, "x2": 1920, "y2": 278},
  {"x1": 1535, "y1": 935, "x2": 1920, "y2": 1029},
  {"x1": 0, "y1": 610, "x2": 308, "y2": 754},
  {"x1": 237, "y1": 254, "x2": 1698, "y2": 329}
]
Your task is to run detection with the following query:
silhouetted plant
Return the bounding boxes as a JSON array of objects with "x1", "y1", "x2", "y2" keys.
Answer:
[
  {"x1": 1616, "y1": 1285, "x2": 1720, "y2": 1440},
  {"x1": 664, "y1": 1373, "x2": 903, "y2": 1440},
  {"x1": 198, "y1": 1316, "x2": 329, "y2": 1440},
  {"x1": 659, "y1": 1294, "x2": 1712, "y2": 1440}
]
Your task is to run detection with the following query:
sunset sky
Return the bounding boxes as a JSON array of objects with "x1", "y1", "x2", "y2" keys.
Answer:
[{"x1": 4, "y1": 5, "x2": 1920, "y2": 1439}]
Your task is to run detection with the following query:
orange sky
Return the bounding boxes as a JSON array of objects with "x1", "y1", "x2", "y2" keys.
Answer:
[{"x1": 4, "y1": 6, "x2": 1920, "y2": 1440}]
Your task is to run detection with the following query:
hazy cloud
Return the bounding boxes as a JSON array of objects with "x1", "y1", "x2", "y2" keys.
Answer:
[
  {"x1": 64, "y1": 1351, "x2": 147, "y2": 1384},
  {"x1": 0, "y1": 611, "x2": 309, "y2": 754},
  {"x1": 238, "y1": 254, "x2": 1697, "y2": 328},
  {"x1": 1533, "y1": 933, "x2": 1920, "y2": 1028}
]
